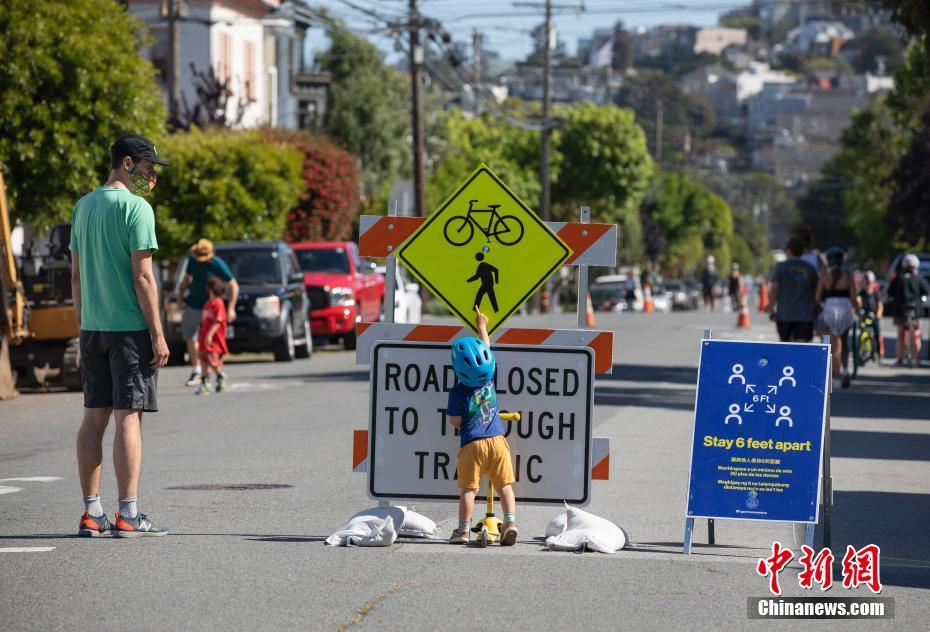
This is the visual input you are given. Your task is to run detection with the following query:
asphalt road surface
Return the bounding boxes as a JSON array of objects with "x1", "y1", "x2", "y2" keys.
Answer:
[{"x1": 1, "y1": 309, "x2": 928, "y2": 631}]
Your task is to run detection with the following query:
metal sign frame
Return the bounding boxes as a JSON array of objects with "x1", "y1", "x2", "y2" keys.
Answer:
[
  {"x1": 682, "y1": 331, "x2": 834, "y2": 554},
  {"x1": 366, "y1": 340, "x2": 594, "y2": 504}
]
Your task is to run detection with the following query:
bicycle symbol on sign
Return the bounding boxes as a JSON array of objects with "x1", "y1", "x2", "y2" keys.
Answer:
[{"x1": 443, "y1": 200, "x2": 525, "y2": 247}]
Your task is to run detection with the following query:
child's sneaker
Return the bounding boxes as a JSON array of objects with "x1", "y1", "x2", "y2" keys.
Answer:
[
  {"x1": 500, "y1": 520, "x2": 518, "y2": 546},
  {"x1": 185, "y1": 371, "x2": 201, "y2": 386},
  {"x1": 216, "y1": 373, "x2": 227, "y2": 393},
  {"x1": 78, "y1": 511, "x2": 113, "y2": 537},
  {"x1": 449, "y1": 527, "x2": 470, "y2": 544},
  {"x1": 195, "y1": 378, "x2": 211, "y2": 395}
]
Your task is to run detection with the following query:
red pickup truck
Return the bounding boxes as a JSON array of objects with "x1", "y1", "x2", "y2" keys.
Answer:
[{"x1": 292, "y1": 241, "x2": 385, "y2": 349}]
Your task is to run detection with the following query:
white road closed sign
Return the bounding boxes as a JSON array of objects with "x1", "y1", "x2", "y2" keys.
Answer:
[{"x1": 368, "y1": 342, "x2": 594, "y2": 504}]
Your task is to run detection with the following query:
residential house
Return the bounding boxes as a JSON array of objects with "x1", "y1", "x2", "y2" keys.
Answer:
[
  {"x1": 693, "y1": 27, "x2": 747, "y2": 56},
  {"x1": 129, "y1": 0, "x2": 327, "y2": 130}
]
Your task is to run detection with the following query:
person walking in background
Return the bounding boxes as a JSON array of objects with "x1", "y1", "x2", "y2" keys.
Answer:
[
  {"x1": 701, "y1": 255, "x2": 718, "y2": 311},
  {"x1": 815, "y1": 247, "x2": 857, "y2": 389},
  {"x1": 71, "y1": 134, "x2": 170, "y2": 537},
  {"x1": 176, "y1": 239, "x2": 238, "y2": 386},
  {"x1": 768, "y1": 237, "x2": 818, "y2": 343},
  {"x1": 195, "y1": 277, "x2": 229, "y2": 395},
  {"x1": 729, "y1": 262, "x2": 745, "y2": 311},
  {"x1": 888, "y1": 254, "x2": 930, "y2": 365},
  {"x1": 857, "y1": 271, "x2": 884, "y2": 359},
  {"x1": 799, "y1": 225, "x2": 822, "y2": 273}
]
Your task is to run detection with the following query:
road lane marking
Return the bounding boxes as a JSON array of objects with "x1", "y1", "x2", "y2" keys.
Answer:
[
  {"x1": 0, "y1": 486, "x2": 24, "y2": 495},
  {"x1": 0, "y1": 547, "x2": 56, "y2": 553},
  {"x1": 0, "y1": 477, "x2": 63, "y2": 483}
]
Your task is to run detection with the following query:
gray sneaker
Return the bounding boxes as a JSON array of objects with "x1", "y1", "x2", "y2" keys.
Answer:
[
  {"x1": 449, "y1": 527, "x2": 470, "y2": 544},
  {"x1": 113, "y1": 512, "x2": 169, "y2": 538}
]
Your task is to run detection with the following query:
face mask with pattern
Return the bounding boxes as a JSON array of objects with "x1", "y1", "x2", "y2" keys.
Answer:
[{"x1": 128, "y1": 161, "x2": 157, "y2": 196}]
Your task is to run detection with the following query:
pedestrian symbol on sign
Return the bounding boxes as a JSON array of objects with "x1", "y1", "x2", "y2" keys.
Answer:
[{"x1": 397, "y1": 163, "x2": 571, "y2": 335}]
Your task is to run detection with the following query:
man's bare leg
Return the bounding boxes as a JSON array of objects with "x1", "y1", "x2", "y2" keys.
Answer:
[
  {"x1": 77, "y1": 408, "x2": 113, "y2": 497},
  {"x1": 113, "y1": 410, "x2": 143, "y2": 501}
]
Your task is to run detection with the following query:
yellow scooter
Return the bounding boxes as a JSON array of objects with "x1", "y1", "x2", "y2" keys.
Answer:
[{"x1": 472, "y1": 411, "x2": 520, "y2": 548}]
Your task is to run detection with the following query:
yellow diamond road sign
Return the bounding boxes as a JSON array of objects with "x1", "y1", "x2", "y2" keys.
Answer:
[{"x1": 398, "y1": 164, "x2": 572, "y2": 335}]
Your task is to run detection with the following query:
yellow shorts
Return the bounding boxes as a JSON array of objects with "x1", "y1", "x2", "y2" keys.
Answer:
[{"x1": 456, "y1": 435, "x2": 515, "y2": 490}]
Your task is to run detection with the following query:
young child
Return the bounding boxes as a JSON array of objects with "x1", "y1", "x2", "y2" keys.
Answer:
[
  {"x1": 447, "y1": 307, "x2": 518, "y2": 545},
  {"x1": 195, "y1": 276, "x2": 229, "y2": 395}
]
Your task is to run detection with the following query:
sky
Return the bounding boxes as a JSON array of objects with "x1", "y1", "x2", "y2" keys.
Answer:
[{"x1": 316, "y1": 0, "x2": 751, "y2": 62}]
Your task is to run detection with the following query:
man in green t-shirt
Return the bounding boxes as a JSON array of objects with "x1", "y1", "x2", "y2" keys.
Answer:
[{"x1": 70, "y1": 134, "x2": 170, "y2": 538}]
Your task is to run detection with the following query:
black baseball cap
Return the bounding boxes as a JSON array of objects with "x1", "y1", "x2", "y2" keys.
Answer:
[{"x1": 110, "y1": 134, "x2": 170, "y2": 166}]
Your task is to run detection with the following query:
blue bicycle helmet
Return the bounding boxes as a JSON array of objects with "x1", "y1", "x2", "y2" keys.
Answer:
[{"x1": 451, "y1": 337, "x2": 496, "y2": 387}]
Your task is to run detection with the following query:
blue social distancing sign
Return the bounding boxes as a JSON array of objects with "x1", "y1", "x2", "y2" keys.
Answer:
[{"x1": 686, "y1": 340, "x2": 830, "y2": 524}]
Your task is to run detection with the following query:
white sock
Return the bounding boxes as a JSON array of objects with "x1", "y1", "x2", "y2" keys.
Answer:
[
  {"x1": 83, "y1": 494, "x2": 104, "y2": 517},
  {"x1": 192, "y1": 366, "x2": 202, "y2": 375},
  {"x1": 118, "y1": 497, "x2": 138, "y2": 519}
]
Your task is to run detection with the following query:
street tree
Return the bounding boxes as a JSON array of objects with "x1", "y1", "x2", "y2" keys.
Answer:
[
  {"x1": 641, "y1": 173, "x2": 733, "y2": 276},
  {"x1": 0, "y1": 0, "x2": 165, "y2": 229},
  {"x1": 887, "y1": 105, "x2": 930, "y2": 250},
  {"x1": 264, "y1": 129, "x2": 361, "y2": 243},
  {"x1": 316, "y1": 30, "x2": 409, "y2": 206},
  {"x1": 150, "y1": 129, "x2": 303, "y2": 257}
]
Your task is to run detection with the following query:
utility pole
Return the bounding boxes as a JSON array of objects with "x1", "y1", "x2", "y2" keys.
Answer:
[
  {"x1": 409, "y1": 0, "x2": 426, "y2": 217},
  {"x1": 514, "y1": 0, "x2": 583, "y2": 312},
  {"x1": 472, "y1": 28, "x2": 482, "y2": 115},
  {"x1": 167, "y1": 0, "x2": 183, "y2": 123},
  {"x1": 540, "y1": 0, "x2": 553, "y2": 226}
]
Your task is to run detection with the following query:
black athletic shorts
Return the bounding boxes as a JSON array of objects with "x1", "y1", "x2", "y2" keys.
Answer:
[
  {"x1": 80, "y1": 330, "x2": 158, "y2": 411},
  {"x1": 776, "y1": 320, "x2": 814, "y2": 343}
]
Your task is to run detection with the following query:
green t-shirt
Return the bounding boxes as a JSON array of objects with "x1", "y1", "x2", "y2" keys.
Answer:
[{"x1": 69, "y1": 186, "x2": 158, "y2": 331}]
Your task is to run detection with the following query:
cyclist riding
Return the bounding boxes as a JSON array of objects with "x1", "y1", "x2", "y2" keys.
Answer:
[
  {"x1": 888, "y1": 254, "x2": 929, "y2": 366},
  {"x1": 857, "y1": 270, "x2": 883, "y2": 359}
]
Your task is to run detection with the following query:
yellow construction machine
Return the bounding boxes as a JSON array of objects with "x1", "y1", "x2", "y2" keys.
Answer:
[{"x1": 0, "y1": 170, "x2": 81, "y2": 398}]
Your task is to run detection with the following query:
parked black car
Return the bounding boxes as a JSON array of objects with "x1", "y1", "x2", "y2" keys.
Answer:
[{"x1": 163, "y1": 240, "x2": 311, "y2": 363}]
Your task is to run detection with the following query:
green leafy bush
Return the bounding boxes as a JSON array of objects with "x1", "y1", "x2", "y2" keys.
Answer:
[{"x1": 150, "y1": 129, "x2": 303, "y2": 257}]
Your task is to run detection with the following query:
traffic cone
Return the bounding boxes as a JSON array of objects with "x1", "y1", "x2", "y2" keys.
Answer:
[
  {"x1": 643, "y1": 283, "x2": 655, "y2": 313},
  {"x1": 758, "y1": 281, "x2": 769, "y2": 313},
  {"x1": 736, "y1": 301, "x2": 751, "y2": 329},
  {"x1": 586, "y1": 292, "x2": 596, "y2": 328}
]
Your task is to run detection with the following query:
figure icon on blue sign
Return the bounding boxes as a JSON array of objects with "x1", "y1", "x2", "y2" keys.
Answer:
[
  {"x1": 779, "y1": 366, "x2": 797, "y2": 388},
  {"x1": 728, "y1": 364, "x2": 746, "y2": 385},
  {"x1": 725, "y1": 403, "x2": 743, "y2": 425},
  {"x1": 775, "y1": 406, "x2": 793, "y2": 427}
]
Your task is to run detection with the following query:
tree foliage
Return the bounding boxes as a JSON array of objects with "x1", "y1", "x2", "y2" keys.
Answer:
[
  {"x1": 887, "y1": 105, "x2": 930, "y2": 250},
  {"x1": 316, "y1": 30, "x2": 409, "y2": 203},
  {"x1": 0, "y1": 0, "x2": 165, "y2": 229},
  {"x1": 150, "y1": 130, "x2": 303, "y2": 257},
  {"x1": 641, "y1": 173, "x2": 733, "y2": 276},
  {"x1": 264, "y1": 129, "x2": 360, "y2": 243},
  {"x1": 614, "y1": 70, "x2": 716, "y2": 165}
]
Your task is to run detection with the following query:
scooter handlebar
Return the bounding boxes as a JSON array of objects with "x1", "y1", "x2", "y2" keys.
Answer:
[{"x1": 499, "y1": 412, "x2": 520, "y2": 421}]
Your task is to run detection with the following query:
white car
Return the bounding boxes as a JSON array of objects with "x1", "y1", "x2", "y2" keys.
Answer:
[{"x1": 376, "y1": 264, "x2": 422, "y2": 323}]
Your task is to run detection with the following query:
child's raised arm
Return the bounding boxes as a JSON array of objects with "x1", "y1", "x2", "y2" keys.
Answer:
[{"x1": 474, "y1": 306, "x2": 490, "y2": 347}]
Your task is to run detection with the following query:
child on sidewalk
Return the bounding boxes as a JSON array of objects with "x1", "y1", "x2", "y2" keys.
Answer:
[
  {"x1": 447, "y1": 307, "x2": 518, "y2": 546},
  {"x1": 195, "y1": 277, "x2": 229, "y2": 395}
]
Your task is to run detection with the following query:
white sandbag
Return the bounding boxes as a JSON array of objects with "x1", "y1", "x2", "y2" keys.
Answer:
[
  {"x1": 545, "y1": 506, "x2": 627, "y2": 554},
  {"x1": 325, "y1": 505, "x2": 406, "y2": 546},
  {"x1": 398, "y1": 508, "x2": 437, "y2": 538},
  {"x1": 350, "y1": 516, "x2": 398, "y2": 547},
  {"x1": 545, "y1": 511, "x2": 568, "y2": 537}
]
